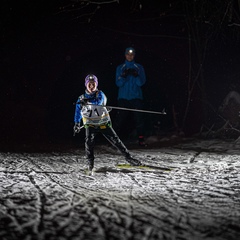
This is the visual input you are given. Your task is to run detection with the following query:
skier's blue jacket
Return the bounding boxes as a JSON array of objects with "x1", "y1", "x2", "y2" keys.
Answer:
[
  {"x1": 116, "y1": 60, "x2": 146, "y2": 100},
  {"x1": 74, "y1": 90, "x2": 108, "y2": 124}
]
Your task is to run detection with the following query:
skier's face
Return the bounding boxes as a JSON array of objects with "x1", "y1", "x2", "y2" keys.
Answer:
[
  {"x1": 125, "y1": 53, "x2": 135, "y2": 62},
  {"x1": 86, "y1": 81, "x2": 97, "y2": 93}
]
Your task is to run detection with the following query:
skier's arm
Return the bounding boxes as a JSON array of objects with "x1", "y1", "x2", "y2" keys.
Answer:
[
  {"x1": 116, "y1": 66, "x2": 129, "y2": 87},
  {"x1": 74, "y1": 98, "x2": 82, "y2": 123},
  {"x1": 94, "y1": 91, "x2": 106, "y2": 106},
  {"x1": 135, "y1": 65, "x2": 146, "y2": 87}
]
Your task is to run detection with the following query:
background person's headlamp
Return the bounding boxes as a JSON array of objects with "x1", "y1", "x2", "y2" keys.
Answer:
[{"x1": 125, "y1": 47, "x2": 136, "y2": 55}]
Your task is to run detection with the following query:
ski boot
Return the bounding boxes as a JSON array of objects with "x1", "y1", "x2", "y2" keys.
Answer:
[
  {"x1": 138, "y1": 136, "x2": 148, "y2": 147},
  {"x1": 87, "y1": 159, "x2": 94, "y2": 175},
  {"x1": 126, "y1": 156, "x2": 142, "y2": 166}
]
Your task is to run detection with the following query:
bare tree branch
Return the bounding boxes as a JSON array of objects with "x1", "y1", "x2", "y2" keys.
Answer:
[{"x1": 56, "y1": 0, "x2": 119, "y2": 22}]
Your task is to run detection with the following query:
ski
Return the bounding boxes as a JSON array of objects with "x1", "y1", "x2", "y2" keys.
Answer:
[
  {"x1": 88, "y1": 164, "x2": 173, "y2": 174},
  {"x1": 94, "y1": 166, "x2": 120, "y2": 173},
  {"x1": 116, "y1": 164, "x2": 172, "y2": 172},
  {"x1": 81, "y1": 164, "x2": 173, "y2": 175}
]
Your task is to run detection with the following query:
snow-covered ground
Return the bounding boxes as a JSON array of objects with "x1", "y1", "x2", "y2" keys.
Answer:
[{"x1": 0, "y1": 138, "x2": 240, "y2": 240}]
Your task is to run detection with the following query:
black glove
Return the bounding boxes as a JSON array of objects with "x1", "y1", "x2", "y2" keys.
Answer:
[
  {"x1": 79, "y1": 98, "x2": 88, "y2": 105},
  {"x1": 73, "y1": 123, "x2": 81, "y2": 134},
  {"x1": 128, "y1": 68, "x2": 138, "y2": 77},
  {"x1": 121, "y1": 69, "x2": 130, "y2": 78}
]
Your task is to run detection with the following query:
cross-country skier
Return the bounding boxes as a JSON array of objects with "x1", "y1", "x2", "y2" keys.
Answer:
[{"x1": 73, "y1": 74, "x2": 142, "y2": 172}]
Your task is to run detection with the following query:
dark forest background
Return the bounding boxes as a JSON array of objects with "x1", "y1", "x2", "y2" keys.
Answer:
[{"x1": 1, "y1": 0, "x2": 240, "y2": 151}]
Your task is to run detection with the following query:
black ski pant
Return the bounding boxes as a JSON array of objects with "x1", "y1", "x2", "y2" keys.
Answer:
[
  {"x1": 113, "y1": 98, "x2": 145, "y2": 137},
  {"x1": 85, "y1": 125, "x2": 130, "y2": 166}
]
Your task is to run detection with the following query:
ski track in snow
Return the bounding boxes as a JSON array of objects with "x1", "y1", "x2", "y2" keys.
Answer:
[{"x1": 0, "y1": 139, "x2": 240, "y2": 240}]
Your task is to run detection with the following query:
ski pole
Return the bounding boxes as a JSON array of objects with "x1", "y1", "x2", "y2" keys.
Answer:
[
  {"x1": 74, "y1": 102, "x2": 167, "y2": 115},
  {"x1": 106, "y1": 105, "x2": 167, "y2": 115}
]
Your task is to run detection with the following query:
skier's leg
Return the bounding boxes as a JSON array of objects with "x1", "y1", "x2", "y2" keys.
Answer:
[
  {"x1": 134, "y1": 111, "x2": 147, "y2": 146},
  {"x1": 102, "y1": 127, "x2": 142, "y2": 166},
  {"x1": 132, "y1": 99, "x2": 146, "y2": 146},
  {"x1": 112, "y1": 99, "x2": 130, "y2": 138},
  {"x1": 85, "y1": 127, "x2": 96, "y2": 170}
]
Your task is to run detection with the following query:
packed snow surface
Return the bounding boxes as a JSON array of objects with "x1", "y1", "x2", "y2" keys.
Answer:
[{"x1": 0, "y1": 139, "x2": 240, "y2": 240}]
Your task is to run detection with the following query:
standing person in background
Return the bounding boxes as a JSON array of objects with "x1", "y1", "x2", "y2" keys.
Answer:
[{"x1": 114, "y1": 47, "x2": 147, "y2": 146}]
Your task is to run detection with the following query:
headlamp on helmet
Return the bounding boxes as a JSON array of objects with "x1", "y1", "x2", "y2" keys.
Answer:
[
  {"x1": 85, "y1": 74, "x2": 98, "y2": 87},
  {"x1": 125, "y1": 47, "x2": 136, "y2": 55}
]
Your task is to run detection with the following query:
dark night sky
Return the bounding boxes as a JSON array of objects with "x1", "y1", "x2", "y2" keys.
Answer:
[{"x1": 1, "y1": 0, "x2": 240, "y2": 151}]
